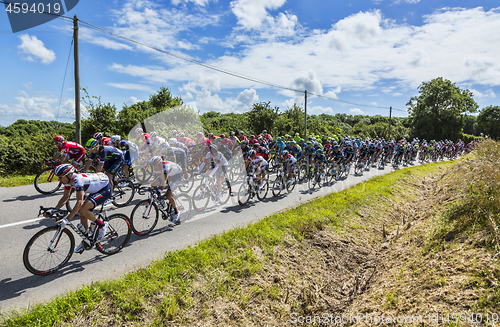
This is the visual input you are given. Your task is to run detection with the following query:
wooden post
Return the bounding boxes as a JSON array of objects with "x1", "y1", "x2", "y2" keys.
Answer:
[{"x1": 74, "y1": 15, "x2": 81, "y2": 144}]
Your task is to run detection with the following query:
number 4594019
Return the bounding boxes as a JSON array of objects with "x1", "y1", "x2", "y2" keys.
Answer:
[{"x1": 5, "y1": 2, "x2": 61, "y2": 14}]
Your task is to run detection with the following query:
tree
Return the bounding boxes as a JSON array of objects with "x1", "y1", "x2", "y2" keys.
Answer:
[
  {"x1": 81, "y1": 89, "x2": 118, "y2": 142},
  {"x1": 406, "y1": 77, "x2": 478, "y2": 141},
  {"x1": 477, "y1": 105, "x2": 500, "y2": 140},
  {"x1": 248, "y1": 101, "x2": 279, "y2": 136}
]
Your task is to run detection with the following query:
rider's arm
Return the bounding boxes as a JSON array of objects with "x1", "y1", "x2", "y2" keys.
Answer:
[
  {"x1": 68, "y1": 190, "x2": 84, "y2": 221},
  {"x1": 54, "y1": 187, "x2": 72, "y2": 210}
]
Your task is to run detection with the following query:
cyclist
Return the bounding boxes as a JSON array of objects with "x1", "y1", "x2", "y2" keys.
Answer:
[
  {"x1": 178, "y1": 132, "x2": 195, "y2": 147},
  {"x1": 93, "y1": 132, "x2": 111, "y2": 146},
  {"x1": 47, "y1": 163, "x2": 110, "y2": 254},
  {"x1": 110, "y1": 135, "x2": 137, "y2": 179},
  {"x1": 280, "y1": 150, "x2": 297, "y2": 181},
  {"x1": 237, "y1": 131, "x2": 248, "y2": 143},
  {"x1": 160, "y1": 142, "x2": 189, "y2": 180},
  {"x1": 149, "y1": 156, "x2": 183, "y2": 224},
  {"x1": 84, "y1": 139, "x2": 124, "y2": 191},
  {"x1": 262, "y1": 130, "x2": 273, "y2": 143},
  {"x1": 228, "y1": 131, "x2": 239, "y2": 146},
  {"x1": 52, "y1": 136, "x2": 86, "y2": 168},
  {"x1": 246, "y1": 149, "x2": 268, "y2": 189},
  {"x1": 196, "y1": 144, "x2": 229, "y2": 204},
  {"x1": 134, "y1": 127, "x2": 151, "y2": 153}
]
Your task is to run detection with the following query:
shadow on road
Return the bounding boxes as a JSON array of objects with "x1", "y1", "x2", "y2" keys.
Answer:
[
  {"x1": 2, "y1": 192, "x2": 62, "y2": 203},
  {"x1": 0, "y1": 255, "x2": 105, "y2": 305}
]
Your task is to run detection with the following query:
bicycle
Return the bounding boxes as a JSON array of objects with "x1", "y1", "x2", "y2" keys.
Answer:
[
  {"x1": 237, "y1": 169, "x2": 268, "y2": 205},
  {"x1": 308, "y1": 163, "x2": 325, "y2": 191},
  {"x1": 23, "y1": 206, "x2": 131, "y2": 276},
  {"x1": 272, "y1": 164, "x2": 296, "y2": 196},
  {"x1": 34, "y1": 160, "x2": 63, "y2": 194},
  {"x1": 192, "y1": 172, "x2": 232, "y2": 211},
  {"x1": 130, "y1": 187, "x2": 192, "y2": 235}
]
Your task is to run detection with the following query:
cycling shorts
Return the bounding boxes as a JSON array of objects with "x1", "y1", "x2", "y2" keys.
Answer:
[
  {"x1": 87, "y1": 183, "x2": 112, "y2": 208},
  {"x1": 103, "y1": 156, "x2": 124, "y2": 176}
]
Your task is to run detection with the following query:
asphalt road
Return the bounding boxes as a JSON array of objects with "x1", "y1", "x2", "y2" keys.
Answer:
[{"x1": 0, "y1": 162, "x2": 407, "y2": 314}]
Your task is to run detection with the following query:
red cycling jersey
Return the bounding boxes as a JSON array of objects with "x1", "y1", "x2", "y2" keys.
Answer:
[{"x1": 57, "y1": 141, "x2": 86, "y2": 163}]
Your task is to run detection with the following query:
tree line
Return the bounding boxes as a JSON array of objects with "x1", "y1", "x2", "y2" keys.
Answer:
[{"x1": 0, "y1": 78, "x2": 498, "y2": 177}]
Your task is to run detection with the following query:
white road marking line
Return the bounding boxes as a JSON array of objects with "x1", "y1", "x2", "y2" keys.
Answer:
[{"x1": 0, "y1": 217, "x2": 46, "y2": 229}]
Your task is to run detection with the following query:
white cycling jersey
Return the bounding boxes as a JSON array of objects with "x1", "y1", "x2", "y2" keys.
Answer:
[{"x1": 64, "y1": 172, "x2": 109, "y2": 193}]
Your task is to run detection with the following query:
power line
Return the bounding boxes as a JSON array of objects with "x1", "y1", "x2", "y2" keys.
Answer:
[
  {"x1": 56, "y1": 36, "x2": 73, "y2": 120},
  {"x1": 2, "y1": 1, "x2": 407, "y2": 113}
]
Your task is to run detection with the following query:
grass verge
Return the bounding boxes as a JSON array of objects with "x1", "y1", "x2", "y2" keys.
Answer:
[
  {"x1": 0, "y1": 175, "x2": 35, "y2": 187},
  {"x1": 2, "y1": 144, "x2": 499, "y2": 326}
]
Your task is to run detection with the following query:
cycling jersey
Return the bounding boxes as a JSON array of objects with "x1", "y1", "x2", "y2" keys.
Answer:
[
  {"x1": 64, "y1": 172, "x2": 109, "y2": 193},
  {"x1": 57, "y1": 141, "x2": 86, "y2": 163},
  {"x1": 152, "y1": 161, "x2": 183, "y2": 177},
  {"x1": 162, "y1": 147, "x2": 187, "y2": 167},
  {"x1": 180, "y1": 137, "x2": 195, "y2": 147}
]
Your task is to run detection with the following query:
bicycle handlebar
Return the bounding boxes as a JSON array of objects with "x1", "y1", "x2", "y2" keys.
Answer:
[{"x1": 38, "y1": 206, "x2": 69, "y2": 219}]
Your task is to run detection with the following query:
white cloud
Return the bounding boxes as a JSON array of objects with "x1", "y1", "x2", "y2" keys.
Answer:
[
  {"x1": 0, "y1": 91, "x2": 75, "y2": 123},
  {"x1": 171, "y1": 0, "x2": 211, "y2": 6},
  {"x1": 310, "y1": 106, "x2": 334, "y2": 114},
  {"x1": 104, "y1": 83, "x2": 155, "y2": 92},
  {"x1": 126, "y1": 97, "x2": 141, "y2": 105},
  {"x1": 18, "y1": 34, "x2": 56, "y2": 64},
  {"x1": 231, "y1": 0, "x2": 286, "y2": 30},
  {"x1": 350, "y1": 108, "x2": 364, "y2": 114},
  {"x1": 471, "y1": 88, "x2": 497, "y2": 99},
  {"x1": 324, "y1": 87, "x2": 342, "y2": 99}
]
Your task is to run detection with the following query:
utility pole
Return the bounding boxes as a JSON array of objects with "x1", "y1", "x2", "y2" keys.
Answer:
[
  {"x1": 388, "y1": 106, "x2": 392, "y2": 140},
  {"x1": 74, "y1": 15, "x2": 81, "y2": 144},
  {"x1": 304, "y1": 90, "x2": 307, "y2": 142}
]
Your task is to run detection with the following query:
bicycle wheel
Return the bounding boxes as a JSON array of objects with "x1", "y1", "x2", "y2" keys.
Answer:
[
  {"x1": 286, "y1": 175, "x2": 296, "y2": 193},
  {"x1": 308, "y1": 172, "x2": 318, "y2": 191},
  {"x1": 257, "y1": 179, "x2": 268, "y2": 201},
  {"x1": 220, "y1": 179, "x2": 232, "y2": 205},
  {"x1": 130, "y1": 199, "x2": 159, "y2": 236},
  {"x1": 96, "y1": 214, "x2": 131, "y2": 254},
  {"x1": 178, "y1": 176, "x2": 194, "y2": 193},
  {"x1": 23, "y1": 227, "x2": 75, "y2": 276},
  {"x1": 192, "y1": 184, "x2": 211, "y2": 211},
  {"x1": 272, "y1": 176, "x2": 283, "y2": 197},
  {"x1": 238, "y1": 182, "x2": 251, "y2": 206},
  {"x1": 354, "y1": 163, "x2": 363, "y2": 175},
  {"x1": 175, "y1": 193, "x2": 192, "y2": 222},
  {"x1": 34, "y1": 167, "x2": 62, "y2": 194},
  {"x1": 136, "y1": 166, "x2": 153, "y2": 184},
  {"x1": 326, "y1": 167, "x2": 336, "y2": 185},
  {"x1": 112, "y1": 179, "x2": 135, "y2": 207},
  {"x1": 297, "y1": 164, "x2": 308, "y2": 182}
]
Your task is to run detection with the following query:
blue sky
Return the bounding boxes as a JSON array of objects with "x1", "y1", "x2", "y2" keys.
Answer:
[{"x1": 1, "y1": 0, "x2": 499, "y2": 127}]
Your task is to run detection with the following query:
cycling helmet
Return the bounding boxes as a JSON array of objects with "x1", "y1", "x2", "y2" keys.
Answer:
[
  {"x1": 93, "y1": 132, "x2": 103, "y2": 140},
  {"x1": 159, "y1": 142, "x2": 169, "y2": 151},
  {"x1": 333, "y1": 145, "x2": 340, "y2": 150},
  {"x1": 110, "y1": 135, "x2": 121, "y2": 143},
  {"x1": 53, "y1": 135, "x2": 65, "y2": 143},
  {"x1": 220, "y1": 134, "x2": 226, "y2": 139},
  {"x1": 87, "y1": 139, "x2": 99, "y2": 150},
  {"x1": 262, "y1": 130, "x2": 267, "y2": 134},
  {"x1": 149, "y1": 156, "x2": 162, "y2": 166},
  {"x1": 135, "y1": 127, "x2": 143, "y2": 133},
  {"x1": 178, "y1": 132, "x2": 185, "y2": 137},
  {"x1": 306, "y1": 141, "x2": 312, "y2": 146},
  {"x1": 250, "y1": 135, "x2": 255, "y2": 139},
  {"x1": 171, "y1": 130, "x2": 178, "y2": 136},
  {"x1": 209, "y1": 144, "x2": 218, "y2": 152},
  {"x1": 277, "y1": 137, "x2": 282, "y2": 142},
  {"x1": 208, "y1": 133, "x2": 214, "y2": 138},
  {"x1": 316, "y1": 149, "x2": 323, "y2": 155},
  {"x1": 253, "y1": 143, "x2": 260, "y2": 149},
  {"x1": 54, "y1": 163, "x2": 75, "y2": 177},
  {"x1": 168, "y1": 138, "x2": 177, "y2": 145},
  {"x1": 197, "y1": 132, "x2": 204, "y2": 137},
  {"x1": 239, "y1": 131, "x2": 244, "y2": 135},
  {"x1": 282, "y1": 150, "x2": 289, "y2": 156},
  {"x1": 229, "y1": 131, "x2": 235, "y2": 135},
  {"x1": 150, "y1": 131, "x2": 157, "y2": 138},
  {"x1": 248, "y1": 149, "x2": 256, "y2": 156}
]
